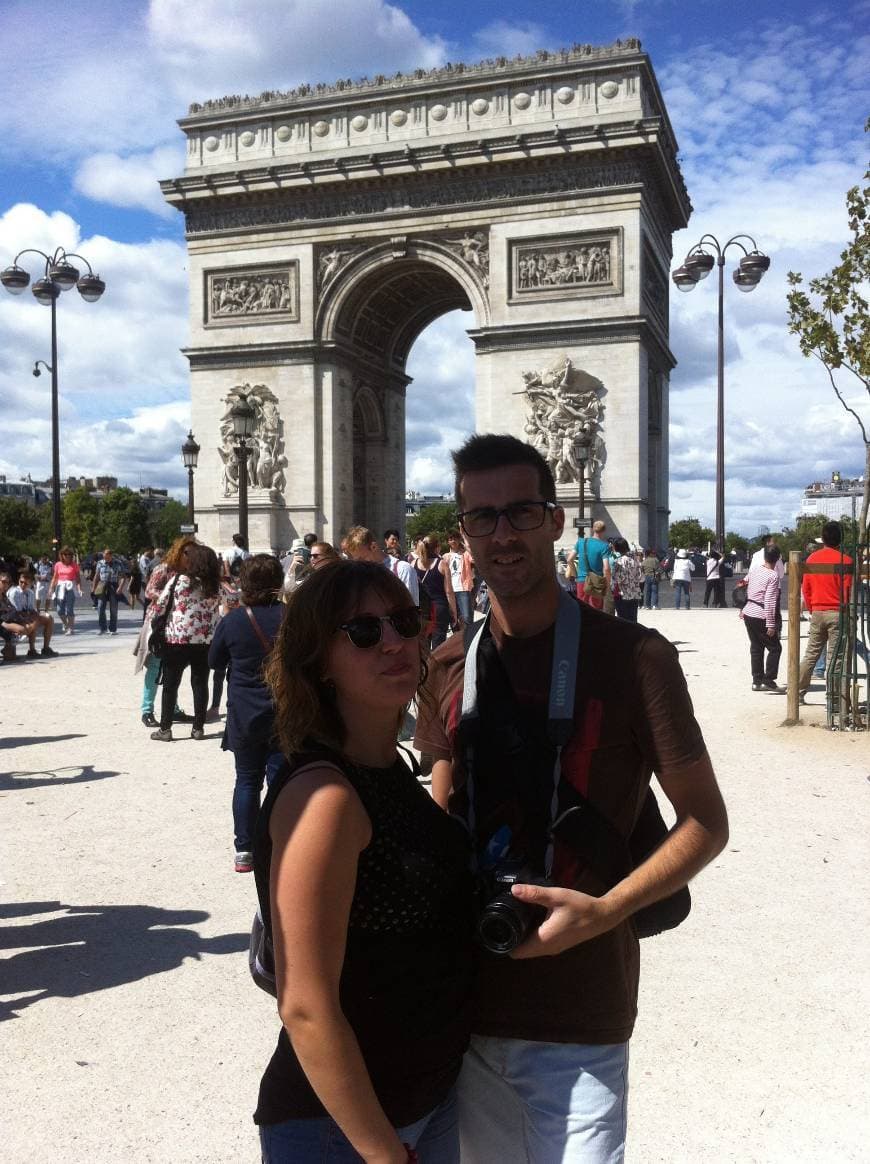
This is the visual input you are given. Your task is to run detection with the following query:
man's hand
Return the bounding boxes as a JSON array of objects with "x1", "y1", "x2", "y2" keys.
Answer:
[{"x1": 508, "y1": 884, "x2": 623, "y2": 959}]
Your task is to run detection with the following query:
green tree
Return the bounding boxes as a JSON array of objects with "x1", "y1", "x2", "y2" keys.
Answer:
[
  {"x1": 0, "y1": 497, "x2": 42, "y2": 559},
  {"x1": 787, "y1": 145, "x2": 869, "y2": 534},
  {"x1": 723, "y1": 531, "x2": 749, "y2": 556},
  {"x1": 668, "y1": 517, "x2": 715, "y2": 549},
  {"x1": 62, "y1": 488, "x2": 103, "y2": 556},
  {"x1": 148, "y1": 499, "x2": 190, "y2": 549},
  {"x1": 406, "y1": 502, "x2": 458, "y2": 548},
  {"x1": 100, "y1": 488, "x2": 152, "y2": 555}
]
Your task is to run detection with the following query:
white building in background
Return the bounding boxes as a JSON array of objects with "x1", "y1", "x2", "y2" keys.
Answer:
[{"x1": 800, "y1": 471, "x2": 864, "y2": 522}]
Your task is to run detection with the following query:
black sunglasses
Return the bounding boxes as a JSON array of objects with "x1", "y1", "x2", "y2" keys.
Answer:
[{"x1": 338, "y1": 608, "x2": 422, "y2": 649}]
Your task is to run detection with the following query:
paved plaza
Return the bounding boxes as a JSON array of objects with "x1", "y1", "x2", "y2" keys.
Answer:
[{"x1": 1, "y1": 599, "x2": 867, "y2": 1162}]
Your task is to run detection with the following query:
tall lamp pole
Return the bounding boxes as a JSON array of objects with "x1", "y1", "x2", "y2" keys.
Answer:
[
  {"x1": 672, "y1": 235, "x2": 770, "y2": 549},
  {"x1": 576, "y1": 440, "x2": 590, "y2": 531},
  {"x1": 2, "y1": 248, "x2": 105, "y2": 558},
  {"x1": 181, "y1": 430, "x2": 200, "y2": 526},
  {"x1": 229, "y1": 395, "x2": 256, "y2": 546}
]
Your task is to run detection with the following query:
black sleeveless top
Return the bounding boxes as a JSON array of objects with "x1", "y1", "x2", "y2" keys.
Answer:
[{"x1": 253, "y1": 748, "x2": 474, "y2": 1128}]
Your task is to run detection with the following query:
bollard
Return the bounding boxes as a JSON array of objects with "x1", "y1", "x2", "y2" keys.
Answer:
[{"x1": 785, "y1": 550, "x2": 801, "y2": 725}]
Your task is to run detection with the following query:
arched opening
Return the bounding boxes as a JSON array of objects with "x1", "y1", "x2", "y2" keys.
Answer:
[{"x1": 319, "y1": 244, "x2": 486, "y2": 536}]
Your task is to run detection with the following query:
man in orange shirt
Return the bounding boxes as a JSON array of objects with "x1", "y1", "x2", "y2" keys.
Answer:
[{"x1": 798, "y1": 521, "x2": 853, "y2": 704}]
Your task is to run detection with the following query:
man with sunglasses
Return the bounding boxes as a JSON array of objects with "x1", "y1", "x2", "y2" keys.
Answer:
[{"x1": 415, "y1": 433, "x2": 728, "y2": 1163}]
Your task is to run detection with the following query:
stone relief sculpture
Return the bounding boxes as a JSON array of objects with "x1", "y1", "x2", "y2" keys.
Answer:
[
  {"x1": 516, "y1": 239, "x2": 611, "y2": 292},
  {"x1": 517, "y1": 356, "x2": 605, "y2": 485},
  {"x1": 316, "y1": 245, "x2": 366, "y2": 291},
  {"x1": 443, "y1": 231, "x2": 490, "y2": 288},
  {"x1": 218, "y1": 383, "x2": 288, "y2": 496},
  {"x1": 207, "y1": 266, "x2": 298, "y2": 323}
]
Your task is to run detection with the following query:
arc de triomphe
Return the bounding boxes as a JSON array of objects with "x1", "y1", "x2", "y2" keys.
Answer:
[{"x1": 161, "y1": 39, "x2": 689, "y2": 551}]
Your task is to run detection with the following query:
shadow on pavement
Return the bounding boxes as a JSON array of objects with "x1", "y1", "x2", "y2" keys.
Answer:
[
  {"x1": 0, "y1": 765, "x2": 121, "y2": 791},
  {"x1": 0, "y1": 900, "x2": 248, "y2": 1021},
  {"x1": 0, "y1": 734, "x2": 87, "y2": 750}
]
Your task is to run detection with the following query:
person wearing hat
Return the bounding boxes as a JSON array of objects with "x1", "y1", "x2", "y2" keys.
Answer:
[{"x1": 672, "y1": 549, "x2": 694, "y2": 609}]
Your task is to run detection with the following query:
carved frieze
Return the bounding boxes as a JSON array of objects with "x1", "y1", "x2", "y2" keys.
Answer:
[
  {"x1": 316, "y1": 245, "x2": 367, "y2": 291},
  {"x1": 185, "y1": 158, "x2": 653, "y2": 236},
  {"x1": 205, "y1": 264, "x2": 299, "y2": 326},
  {"x1": 218, "y1": 383, "x2": 287, "y2": 496},
  {"x1": 442, "y1": 230, "x2": 489, "y2": 288},
  {"x1": 509, "y1": 229, "x2": 621, "y2": 302},
  {"x1": 518, "y1": 355, "x2": 605, "y2": 486}
]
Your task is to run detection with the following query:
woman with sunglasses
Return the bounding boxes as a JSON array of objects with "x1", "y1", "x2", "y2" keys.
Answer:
[
  {"x1": 256, "y1": 559, "x2": 472, "y2": 1163},
  {"x1": 49, "y1": 547, "x2": 82, "y2": 634}
]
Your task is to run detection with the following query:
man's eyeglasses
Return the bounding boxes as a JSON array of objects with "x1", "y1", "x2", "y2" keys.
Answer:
[
  {"x1": 458, "y1": 501, "x2": 557, "y2": 538},
  {"x1": 338, "y1": 608, "x2": 422, "y2": 649}
]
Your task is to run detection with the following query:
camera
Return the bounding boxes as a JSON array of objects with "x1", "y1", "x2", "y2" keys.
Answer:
[{"x1": 476, "y1": 863, "x2": 550, "y2": 956}]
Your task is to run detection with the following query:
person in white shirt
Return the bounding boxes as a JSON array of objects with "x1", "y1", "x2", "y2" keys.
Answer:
[
  {"x1": 445, "y1": 529, "x2": 474, "y2": 626},
  {"x1": 672, "y1": 549, "x2": 694, "y2": 609},
  {"x1": 750, "y1": 536, "x2": 785, "y2": 581},
  {"x1": 8, "y1": 570, "x2": 57, "y2": 656}
]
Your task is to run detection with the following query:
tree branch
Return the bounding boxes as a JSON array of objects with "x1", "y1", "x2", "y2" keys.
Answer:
[{"x1": 814, "y1": 354, "x2": 869, "y2": 443}]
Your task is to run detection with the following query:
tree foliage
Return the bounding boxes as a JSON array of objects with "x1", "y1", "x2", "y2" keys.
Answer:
[
  {"x1": 148, "y1": 499, "x2": 190, "y2": 549},
  {"x1": 668, "y1": 517, "x2": 715, "y2": 549},
  {"x1": 62, "y1": 489, "x2": 102, "y2": 555},
  {"x1": 0, "y1": 497, "x2": 43, "y2": 559},
  {"x1": 787, "y1": 141, "x2": 870, "y2": 533},
  {"x1": 99, "y1": 488, "x2": 153, "y2": 555},
  {"x1": 406, "y1": 502, "x2": 458, "y2": 547}
]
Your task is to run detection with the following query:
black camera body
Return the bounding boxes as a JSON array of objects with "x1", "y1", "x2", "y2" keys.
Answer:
[{"x1": 476, "y1": 864, "x2": 550, "y2": 956}]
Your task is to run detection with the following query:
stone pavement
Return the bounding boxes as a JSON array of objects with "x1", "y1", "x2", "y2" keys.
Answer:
[{"x1": 1, "y1": 601, "x2": 867, "y2": 1162}]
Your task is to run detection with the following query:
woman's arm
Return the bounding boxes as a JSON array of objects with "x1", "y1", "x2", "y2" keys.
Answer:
[{"x1": 269, "y1": 768, "x2": 409, "y2": 1164}]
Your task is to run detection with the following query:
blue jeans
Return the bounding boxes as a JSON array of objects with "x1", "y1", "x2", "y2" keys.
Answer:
[
  {"x1": 455, "y1": 590, "x2": 474, "y2": 625},
  {"x1": 98, "y1": 584, "x2": 118, "y2": 631},
  {"x1": 232, "y1": 740, "x2": 284, "y2": 852},
  {"x1": 458, "y1": 1035, "x2": 628, "y2": 1163},
  {"x1": 642, "y1": 577, "x2": 658, "y2": 608},
  {"x1": 673, "y1": 580, "x2": 691, "y2": 609},
  {"x1": 259, "y1": 1087, "x2": 459, "y2": 1163}
]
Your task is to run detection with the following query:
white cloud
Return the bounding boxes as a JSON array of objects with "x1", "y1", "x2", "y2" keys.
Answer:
[
  {"x1": 74, "y1": 146, "x2": 184, "y2": 218},
  {"x1": 473, "y1": 20, "x2": 549, "y2": 59}
]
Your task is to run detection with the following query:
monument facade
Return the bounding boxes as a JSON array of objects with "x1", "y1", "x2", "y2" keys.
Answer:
[{"x1": 161, "y1": 39, "x2": 690, "y2": 550}]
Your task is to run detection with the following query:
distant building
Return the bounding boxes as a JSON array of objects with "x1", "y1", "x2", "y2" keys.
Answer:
[
  {"x1": 0, "y1": 475, "x2": 49, "y2": 507},
  {"x1": 138, "y1": 487, "x2": 170, "y2": 510},
  {"x1": 800, "y1": 471, "x2": 864, "y2": 522},
  {"x1": 405, "y1": 489, "x2": 454, "y2": 518}
]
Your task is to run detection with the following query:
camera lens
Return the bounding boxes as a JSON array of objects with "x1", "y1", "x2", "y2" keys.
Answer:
[{"x1": 477, "y1": 899, "x2": 527, "y2": 955}]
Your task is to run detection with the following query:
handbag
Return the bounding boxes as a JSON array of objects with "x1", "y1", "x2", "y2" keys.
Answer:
[
  {"x1": 92, "y1": 578, "x2": 106, "y2": 597},
  {"x1": 147, "y1": 576, "x2": 179, "y2": 657},
  {"x1": 732, "y1": 580, "x2": 749, "y2": 608}
]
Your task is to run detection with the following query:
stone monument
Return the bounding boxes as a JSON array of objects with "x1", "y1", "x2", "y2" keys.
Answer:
[{"x1": 161, "y1": 39, "x2": 689, "y2": 550}]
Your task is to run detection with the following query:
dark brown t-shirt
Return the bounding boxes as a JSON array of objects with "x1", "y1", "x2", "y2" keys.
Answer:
[{"x1": 414, "y1": 601, "x2": 707, "y2": 1045}]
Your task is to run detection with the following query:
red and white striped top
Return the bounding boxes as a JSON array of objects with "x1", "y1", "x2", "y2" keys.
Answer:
[{"x1": 743, "y1": 564, "x2": 780, "y2": 629}]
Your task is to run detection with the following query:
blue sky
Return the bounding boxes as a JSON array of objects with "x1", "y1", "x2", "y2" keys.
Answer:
[{"x1": 1, "y1": 0, "x2": 868, "y2": 534}]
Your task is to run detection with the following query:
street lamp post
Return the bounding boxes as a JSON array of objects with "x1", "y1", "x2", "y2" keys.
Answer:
[
  {"x1": 576, "y1": 440, "x2": 590, "y2": 532},
  {"x1": 672, "y1": 235, "x2": 770, "y2": 549},
  {"x1": 229, "y1": 395, "x2": 256, "y2": 546},
  {"x1": 181, "y1": 430, "x2": 200, "y2": 526},
  {"x1": 2, "y1": 247, "x2": 105, "y2": 558}
]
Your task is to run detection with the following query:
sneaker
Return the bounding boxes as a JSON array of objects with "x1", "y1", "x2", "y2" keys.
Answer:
[
  {"x1": 98, "y1": 629, "x2": 107, "y2": 635},
  {"x1": 150, "y1": 728, "x2": 173, "y2": 742},
  {"x1": 141, "y1": 712, "x2": 158, "y2": 728},
  {"x1": 762, "y1": 680, "x2": 781, "y2": 691},
  {"x1": 109, "y1": 630, "x2": 117, "y2": 635},
  {"x1": 173, "y1": 710, "x2": 193, "y2": 723},
  {"x1": 40, "y1": 646, "x2": 59, "y2": 657},
  {"x1": 26, "y1": 647, "x2": 39, "y2": 659},
  {"x1": 752, "y1": 682, "x2": 763, "y2": 691},
  {"x1": 234, "y1": 851, "x2": 254, "y2": 873},
  {"x1": 191, "y1": 728, "x2": 205, "y2": 740}
]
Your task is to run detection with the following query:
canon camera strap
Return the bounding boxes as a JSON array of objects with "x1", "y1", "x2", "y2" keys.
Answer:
[{"x1": 460, "y1": 587, "x2": 580, "y2": 877}]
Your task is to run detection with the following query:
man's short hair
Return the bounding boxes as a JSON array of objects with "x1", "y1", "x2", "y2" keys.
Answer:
[
  {"x1": 344, "y1": 525, "x2": 378, "y2": 555},
  {"x1": 764, "y1": 545, "x2": 782, "y2": 565},
  {"x1": 821, "y1": 520, "x2": 842, "y2": 548},
  {"x1": 303, "y1": 533, "x2": 317, "y2": 548},
  {"x1": 592, "y1": 520, "x2": 606, "y2": 535},
  {"x1": 452, "y1": 433, "x2": 556, "y2": 506},
  {"x1": 383, "y1": 528, "x2": 401, "y2": 542}
]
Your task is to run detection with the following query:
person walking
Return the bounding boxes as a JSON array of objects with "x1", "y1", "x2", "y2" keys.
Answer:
[
  {"x1": 797, "y1": 520, "x2": 854, "y2": 708},
  {"x1": 672, "y1": 549, "x2": 693, "y2": 609},
  {"x1": 704, "y1": 551, "x2": 725, "y2": 608},
  {"x1": 34, "y1": 556, "x2": 53, "y2": 612},
  {"x1": 612, "y1": 537, "x2": 643, "y2": 622},
  {"x1": 445, "y1": 530, "x2": 475, "y2": 627},
  {"x1": 741, "y1": 545, "x2": 783, "y2": 691},
  {"x1": 413, "y1": 537, "x2": 452, "y2": 648},
  {"x1": 641, "y1": 548, "x2": 662, "y2": 610},
  {"x1": 208, "y1": 554, "x2": 285, "y2": 874},
  {"x1": 149, "y1": 542, "x2": 221, "y2": 742},
  {"x1": 50, "y1": 547, "x2": 82, "y2": 634},
  {"x1": 254, "y1": 559, "x2": 473, "y2": 1162},
  {"x1": 92, "y1": 548, "x2": 122, "y2": 634}
]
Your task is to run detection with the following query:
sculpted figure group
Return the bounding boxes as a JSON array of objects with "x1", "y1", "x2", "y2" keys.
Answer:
[
  {"x1": 211, "y1": 273, "x2": 294, "y2": 319},
  {"x1": 517, "y1": 242, "x2": 611, "y2": 291},
  {"x1": 519, "y1": 356, "x2": 605, "y2": 485},
  {"x1": 218, "y1": 384, "x2": 288, "y2": 496}
]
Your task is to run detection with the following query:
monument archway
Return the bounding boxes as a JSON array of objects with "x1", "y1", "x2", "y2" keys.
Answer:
[{"x1": 162, "y1": 38, "x2": 689, "y2": 551}]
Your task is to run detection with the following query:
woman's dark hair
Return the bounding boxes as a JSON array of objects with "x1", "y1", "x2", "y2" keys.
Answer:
[
  {"x1": 183, "y1": 543, "x2": 220, "y2": 597},
  {"x1": 164, "y1": 535, "x2": 199, "y2": 574},
  {"x1": 612, "y1": 537, "x2": 630, "y2": 555},
  {"x1": 264, "y1": 559, "x2": 426, "y2": 756},
  {"x1": 764, "y1": 545, "x2": 782, "y2": 565},
  {"x1": 240, "y1": 553, "x2": 283, "y2": 606},
  {"x1": 452, "y1": 433, "x2": 557, "y2": 506}
]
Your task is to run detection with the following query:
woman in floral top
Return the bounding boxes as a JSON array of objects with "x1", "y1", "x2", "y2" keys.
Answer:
[
  {"x1": 149, "y1": 541, "x2": 221, "y2": 742},
  {"x1": 612, "y1": 538, "x2": 644, "y2": 622}
]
